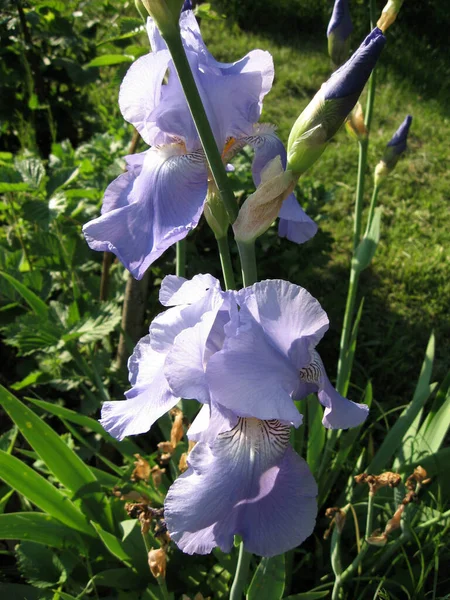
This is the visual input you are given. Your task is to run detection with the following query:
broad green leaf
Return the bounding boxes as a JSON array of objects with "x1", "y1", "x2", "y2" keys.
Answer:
[
  {"x1": 15, "y1": 540, "x2": 75, "y2": 589},
  {"x1": 26, "y1": 397, "x2": 141, "y2": 456},
  {"x1": 0, "y1": 182, "x2": 29, "y2": 192},
  {"x1": 307, "y1": 397, "x2": 325, "y2": 476},
  {"x1": 0, "y1": 271, "x2": 48, "y2": 318},
  {"x1": 366, "y1": 333, "x2": 435, "y2": 474},
  {"x1": 0, "y1": 450, "x2": 94, "y2": 536},
  {"x1": 15, "y1": 157, "x2": 46, "y2": 189},
  {"x1": 92, "y1": 568, "x2": 143, "y2": 589},
  {"x1": 0, "y1": 512, "x2": 85, "y2": 550},
  {"x1": 86, "y1": 54, "x2": 134, "y2": 67},
  {"x1": 0, "y1": 386, "x2": 107, "y2": 524},
  {"x1": 247, "y1": 554, "x2": 285, "y2": 600},
  {"x1": 91, "y1": 522, "x2": 132, "y2": 564}
]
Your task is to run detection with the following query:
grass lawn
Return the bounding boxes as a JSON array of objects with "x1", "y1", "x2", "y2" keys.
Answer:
[{"x1": 202, "y1": 18, "x2": 450, "y2": 410}]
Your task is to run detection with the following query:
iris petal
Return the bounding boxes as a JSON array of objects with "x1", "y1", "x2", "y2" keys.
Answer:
[
  {"x1": 83, "y1": 146, "x2": 208, "y2": 280},
  {"x1": 100, "y1": 339, "x2": 178, "y2": 440},
  {"x1": 165, "y1": 418, "x2": 317, "y2": 556}
]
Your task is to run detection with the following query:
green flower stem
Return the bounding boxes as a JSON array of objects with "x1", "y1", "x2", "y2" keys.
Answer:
[
  {"x1": 365, "y1": 184, "x2": 380, "y2": 235},
  {"x1": 332, "y1": 492, "x2": 376, "y2": 598},
  {"x1": 236, "y1": 240, "x2": 258, "y2": 287},
  {"x1": 216, "y1": 235, "x2": 236, "y2": 290},
  {"x1": 230, "y1": 542, "x2": 252, "y2": 600},
  {"x1": 352, "y1": 139, "x2": 369, "y2": 252},
  {"x1": 162, "y1": 32, "x2": 239, "y2": 224},
  {"x1": 176, "y1": 239, "x2": 186, "y2": 277},
  {"x1": 330, "y1": 520, "x2": 344, "y2": 600},
  {"x1": 336, "y1": 266, "x2": 359, "y2": 394}
]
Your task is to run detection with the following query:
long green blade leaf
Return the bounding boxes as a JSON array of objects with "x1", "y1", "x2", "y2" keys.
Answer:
[
  {"x1": 0, "y1": 450, "x2": 94, "y2": 536},
  {"x1": 366, "y1": 333, "x2": 435, "y2": 474},
  {"x1": 0, "y1": 512, "x2": 85, "y2": 551},
  {"x1": 0, "y1": 271, "x2": 48, "y2": 318},
  {"x1": 0, "y1": 385, "x2": 110, "y2": 527},
  {"x1": 26, "y1": 397, "x2": 141, "y2": 456}
]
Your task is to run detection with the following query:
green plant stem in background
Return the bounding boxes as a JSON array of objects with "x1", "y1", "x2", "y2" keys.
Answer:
[
  {"x1": 352, "y1": 139, "x2": 369, "y2": 253},
  {"x1": 336, "y1": 267, "x2": 359, "y2": 393},
  {"x1": 230, "y1": 542, "x2": 252, "y2": 600},
  {"x1": 216, "y1": 235, "x2": 236, "y2": 290},
  {"x1": 176, "y1": 239, "x2": 186, "y2": 277},
  {"x1": 236, "y1": 240, "x2": 258, "y2": 287},
  {"x1": 365, "y1": 184, "x2": 380, "y2": 234},
  {"x1": 162, "y1": 32, "x2": 239, "y2": 224}
]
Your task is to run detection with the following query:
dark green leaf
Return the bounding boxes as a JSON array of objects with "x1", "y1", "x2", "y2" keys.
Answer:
[
  {"x1": 247, "y1": 554, "x2": 285, "y2": 600},
  {"x1": 0, "y1": 512, "x2": 85, "y2": 550}
]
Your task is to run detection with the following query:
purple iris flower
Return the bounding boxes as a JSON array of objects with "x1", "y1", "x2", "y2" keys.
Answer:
[
  {"x1": 327, "y1": 0, "x2": 353, "y2": 41},
  {"x1": 387, "y1": 114, "x2": 412, "y2": 156},
  {"x1": 206, "y1": 280, "x2": 369, "y2": 429},
  {"x1": 83, "y1": 10, "x2": 315, "y2": 279}
]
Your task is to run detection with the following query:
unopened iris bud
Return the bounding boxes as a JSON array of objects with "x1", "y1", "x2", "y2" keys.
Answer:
[
  {"x1": 204, "y1": 182, "x2": 230, "y2": 239},
  {"x1": 288, "y1": 28, "x2": 386, "y2": 177},
  {"x1": 233, "y1": 156, "x2": 295, "y2": 243},
  {"x1": 345, "y1": 102, "x2": 368, "y2": 142},
  {"x1": 374, "y1": 114, "x2": 412, "y2": 186},
  {"x1": 327, "y1": 0, "x2": 353, "y2": 67},
  {"x1": 377, "y1": 0, "x2": 404, "y2": 32},
  {"x1": 148, "y1": 547, "x2": 167, "y2": 579},
  {"x1": 140, "y1": 0, "x2": 184, "y2": 36}
]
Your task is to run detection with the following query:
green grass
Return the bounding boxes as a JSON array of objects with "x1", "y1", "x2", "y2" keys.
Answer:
[{"x1": 202, "y1": 19, "x2": 450, "y2": 406}]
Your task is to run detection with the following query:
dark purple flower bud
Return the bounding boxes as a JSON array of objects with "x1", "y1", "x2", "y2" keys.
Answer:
[
  {"x1": 182, "y1": 0, "x2": 192, "y2": 11},
  {"x1": 387, "y1": 114, "x2": 412, "y2": 156},
  {"x1": 324, "y1": 28, "x2": 386, "y2": 105},
  {"x1": 288, "y1": 28, "x2": 385, "y2": 175},
  {"x1": 327, "y1": 0, "x2": 353, "y2": 66},
  {"x1": 375, "y1": 114, "x2": 413, "y2": 185},
  {"x1": 327, "y1": 0, "x2": 353, "y2": 39}
]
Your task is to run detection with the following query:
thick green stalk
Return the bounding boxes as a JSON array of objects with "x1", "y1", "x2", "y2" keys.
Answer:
[
  {"x1": 236, "y1": 240, "x2": 258, "y2": 287},
  {"x1": 230, "y1": 542, "x2": 252, "y2": 600},
  {"x1": 176, "y1": 239, "x2": 186, "y2": 277},
  {"x1": 162, "y1": 32, "x2": 239, "y2": 223},
  {"x1": 216, "y1": 235, "x2": 236, "y2": 290}
]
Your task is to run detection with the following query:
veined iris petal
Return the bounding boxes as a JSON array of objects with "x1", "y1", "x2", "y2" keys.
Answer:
[{"x1": 165, "y1": 417, "x2": 317, "y2": 557}]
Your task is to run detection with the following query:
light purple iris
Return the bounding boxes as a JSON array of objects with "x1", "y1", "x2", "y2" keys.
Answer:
[
  {"x1": 83, "y1": 11, "x2": 315, "y2": 279},
  {"x1": 387, "y1": 114, "x2": 412, "y2": 156},
  {"x1": 206, "y1": 279, "x2": 369, "y2": 429},
  {"x1": 101, "y1": 274, "x2": 367, "y2": 557},
  {"x1": 327, "y1": 0, "x2": 353, "y2": 41}
]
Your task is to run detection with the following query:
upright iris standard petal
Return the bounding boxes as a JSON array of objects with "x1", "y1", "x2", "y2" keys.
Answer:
[
  {"x1": 165, "y1": 418, "x2": 317, "y2": 556},
  {"x1": 208, "y1": 280, "x2": 369, "y2": 430},
  {"x1": 83, "y1": 145, "x2": 208, "y2": 280}
]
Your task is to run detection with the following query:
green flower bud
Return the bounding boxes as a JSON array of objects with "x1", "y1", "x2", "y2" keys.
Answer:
[
  {"x1": 204, "y1": 182, "x2": 230, "y2": 239},
  {"x1": 140, "y1": 0, "x2": 184, "y2": 37}
]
